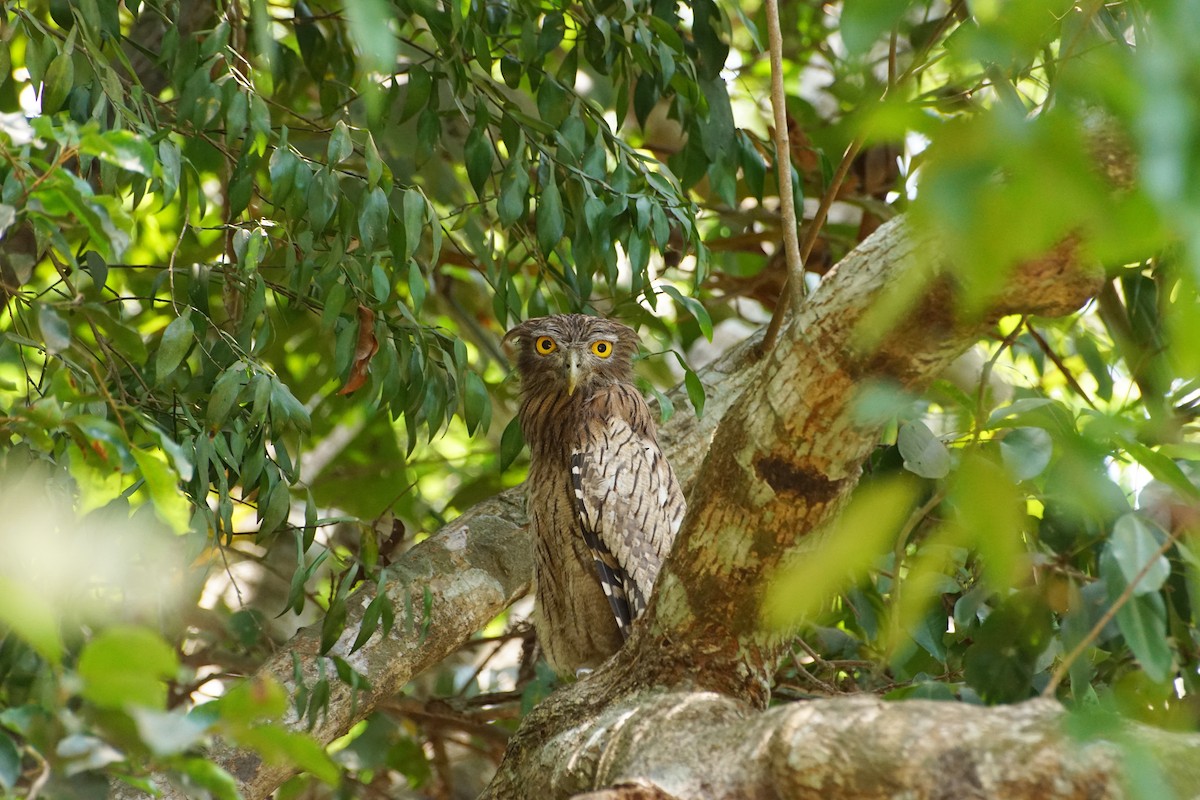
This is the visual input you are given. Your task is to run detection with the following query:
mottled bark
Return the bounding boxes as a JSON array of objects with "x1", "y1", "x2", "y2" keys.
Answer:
[{"x1": 488, "y1": 694, "x2": 1200, "y2": 799}]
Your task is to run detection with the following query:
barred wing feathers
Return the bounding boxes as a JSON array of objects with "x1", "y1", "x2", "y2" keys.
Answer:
[{"x1": 570, "y1": 384, "x2": 685, "y2": 639}]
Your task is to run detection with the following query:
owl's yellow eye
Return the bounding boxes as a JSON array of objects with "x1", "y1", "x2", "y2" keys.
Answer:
[
  {"x1": 590, "y1": 340, "x2": 614, "y2": 358},
  {"x1": 535, "y1": 336, "x2": 558, "y2": 355}
]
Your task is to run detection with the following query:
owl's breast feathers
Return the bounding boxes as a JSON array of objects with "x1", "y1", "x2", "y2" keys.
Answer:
[{"x1": 569, "y1": 383, "x2": 686, "y2": 639}]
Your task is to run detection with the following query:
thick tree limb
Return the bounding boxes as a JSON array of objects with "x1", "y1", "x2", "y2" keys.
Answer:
[{"x1": 488, "y1": 693, "x2": 1200, "y2": 799}]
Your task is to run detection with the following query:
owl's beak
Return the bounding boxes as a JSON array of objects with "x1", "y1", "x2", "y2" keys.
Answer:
[{"x1": 565, "y1": 351, "x2": 581, "y2": 396}]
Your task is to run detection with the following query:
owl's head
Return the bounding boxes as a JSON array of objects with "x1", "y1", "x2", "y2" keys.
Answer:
[{"x1": 503, "y1": 314, "x2": 640, "y2": 397}]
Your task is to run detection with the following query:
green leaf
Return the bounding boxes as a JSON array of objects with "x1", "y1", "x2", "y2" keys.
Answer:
[
  {"x1": 999, "y1": 426, "x2": 1052, "y2": 481},
  {"x1": 320, "y1": 595, "x2": 347, "y2": 654},
  {"x1": 345, "y1": 0, "x2": 398, "y2": 72},
  {"x1": 351, "y1": 593, "x2": 385, "y2": 653},
  {"x1": 364, "y1": 132, "x2": 383, "y2": 187},
  {"x1": 258, "y1": 479, "x2": 291, "y2": 535},
  {"x1": 132, "y1": 448, "x2": 191, "y2": 534},
  {"x1": 840, "y1": 0, "x2": 908, "y2": 55},
  {"x1": 84, "y1": 250, "x2": 108, "y2": 292},
  {"x1": 208, "y1": 367, "x2": 248, "y2": 428},
  {"x1": 77, "y1": 626, "x2": 178, "y2": 709},
  {"x1": 0, "y1": 733, "x2": 19, "y2": 792},
  {"x1": 80, "y1": 130, "x2": 155, "y2": 176},
  {"x1": 269, "y1": 378, "x2": 311, "y2": 432},
  {"x1": 407, "y1": 259, "x2": 427, "y2": 313},
  {"x1": 327, "y1": 120, "x2": 353, "y2": 165},
  {"x1": 766, "y1": 476, "x2": 920, "y2": 627},
  {"x1": 962, "y1": 590, "x2": 1054, "y2": 703},
  {"x1": 38, "y1": 304, "x2": 71, "y2": 355},
  {"x1": 465, "y1": 119, "x2": 494, "y2": 196},
  {"x1": 232, "y1": 725, "x2": 340, "y2": 785},
  {"x1": 358, "y1": 186, "x2": 389, "y2": 252},
  {"x1": 897, "y1": 420, "x2": 951, "y2": 479},
  {"x1": 215, "y1": 675, "x2": 288, "y2": 724},
  {"x1": 497, "y1": 143, "x2": 529, "y2": 227},
  {"x1": 402, "y1": 188, "x2": 425, "y2": 259},
  {"x1": 659, "y1": 283, "x2": 712, "y2": 340},
  {"x1": 0, "y1": 576, "x2": 63, "y2": 664},
  {"x1": 41, "y1": 51, "x2": 74, "y2": 115},
  {"x1": 155, "y1": 310, "x2": 194, "y2": 383},
  {"x1": 463, "y1": 371, "x2": 489, "y2": 435},
  {"x1": 178, "y1": 760, "x2": 240, "y2": 800},
  {"x1": 500, "y1": 415, "x2": 525, "y2": 470},
  {"x1": 399, "y1": 65, "x2": 433, "y2": 122},
  {"x1": 1114, "y1": 591, "x2": 1173, "y2": 684},
  {"x1": 1106, "y1": 514, "x2": 1170, "y2": 596},
  {"x1": 684, "y1": 368, "x2": 705, "y2": 418},
  {"x1": 536, "y1": 171, "x2": 564, "y2": 254}
]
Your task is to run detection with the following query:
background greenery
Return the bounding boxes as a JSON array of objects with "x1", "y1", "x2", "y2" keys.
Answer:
[{"x1": 1, "y1": 0, "x2": 1198, "y2": 796}]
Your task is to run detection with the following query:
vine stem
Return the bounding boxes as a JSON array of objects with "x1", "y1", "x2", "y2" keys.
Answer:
[{"x1": 1041, "y1": 524, "x2": 1183, "y2": 698}]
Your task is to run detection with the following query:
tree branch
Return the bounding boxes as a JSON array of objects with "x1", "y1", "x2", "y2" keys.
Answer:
[{"x1": 487, "y1": 694, "x2": 1200, "y2": 798}]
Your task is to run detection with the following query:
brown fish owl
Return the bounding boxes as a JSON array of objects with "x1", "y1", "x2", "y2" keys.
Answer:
[{"x1": 504, "y1": 314, "x2": 686, "y2": 677}]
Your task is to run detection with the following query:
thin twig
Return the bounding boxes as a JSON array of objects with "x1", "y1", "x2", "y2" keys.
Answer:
[
  {"x1": 764, "y1": 0, "x2": 804, "y2": 309},
  {"x1": 790, "y1": 650, "x2": 840, "y2": 695},
  {"x1": 761, "y1": 3, "x2": 966, "y2": 353},
  {"x1": 1025, "y1": 323, "x2": 1098, "y2": 409}
]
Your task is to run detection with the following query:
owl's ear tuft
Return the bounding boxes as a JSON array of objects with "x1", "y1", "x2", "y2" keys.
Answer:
[{"x1": 502, "y1": 320, "x2": 534, "y2": 361}]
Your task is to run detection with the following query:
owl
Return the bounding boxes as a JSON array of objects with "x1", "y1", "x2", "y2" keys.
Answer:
[{"x1": 504, "y1": 314, "x2": 686, "y2": 677}]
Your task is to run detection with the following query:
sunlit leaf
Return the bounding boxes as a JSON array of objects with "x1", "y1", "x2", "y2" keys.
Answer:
[
  {"x1": 77, "y1": 626, "x2": 177, "y2": 709},
  {"x1": 0, "y1": 576, "x2": 63, "y2": 664},
  {"x1": 132, "y1": 449, "x2": 191, "y2": 534},
  {"x1": 766, "y1": 476, "x2": 919, "y2": 627}
]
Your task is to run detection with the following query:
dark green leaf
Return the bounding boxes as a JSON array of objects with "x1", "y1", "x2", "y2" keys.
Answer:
[
  {"x1": 465, "y1": 120, "x2": 494, "y2": 196},
  {"x1": 659, "y1": 284, "x2": 712, "y2": 340},
  {"x1": 463, "y1": 371, "x2": 489, "y2": 435},
  {"x1": 155, "y1": 310, "x2": 194, "y2": 383},
  {"x1": 407, "y1": 260, "x2": 427, "y2": 312},
  {"x1": 536, "y1": 172, "x2": 564, "y2": 254},
  {"x1": 0, "y1": 733, "x2": 19, "y2": 792},
  {"x1": 684, "y1": 369, "x2": 705, "y2": 418},
  {"x1": 327, "y1": 120, "x2": 353, "y2": 165},
  {"x1": 358, "y1": 186, "x2": 389, "y2": 252},
  {"x1": 1114, "y1": 592, "x2": 1172, "y2": 684},
  {"x1": 498, "y1": 146, "x2": 530, "y2": 228},
  {"x1": 258, "y1": 479, "x2": 291, "y2": 535},
  {"x1": 500, "y1": 415, "x2": 524, "y2": 470},
  {"x1": 399, "y1": 65, "x2": 433, "y2": 122}
]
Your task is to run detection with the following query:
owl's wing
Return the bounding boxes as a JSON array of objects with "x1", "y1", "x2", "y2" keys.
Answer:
[{"x1": 570, "y1": 391, "x2": 685, "y2": 639}]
